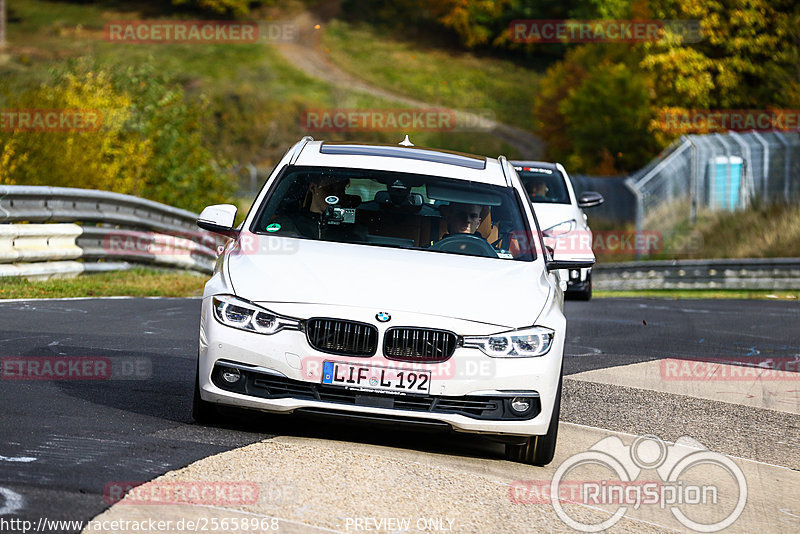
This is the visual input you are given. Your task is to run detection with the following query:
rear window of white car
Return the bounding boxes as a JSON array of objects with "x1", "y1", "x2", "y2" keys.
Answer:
[
  {"x1": 252, "y1": 166, "x2": 536, "y2": 261},
  {"x1": 516, "y1": 166, "x2": 572, "y2": 204}
]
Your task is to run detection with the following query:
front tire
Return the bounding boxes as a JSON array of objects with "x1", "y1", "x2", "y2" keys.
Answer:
[
  {"x1": 505, "y1": 375, "x2": 562, "y2": 466},
  {"x1": 192, "y1": 363, "x2": 219, "y2": 424}
]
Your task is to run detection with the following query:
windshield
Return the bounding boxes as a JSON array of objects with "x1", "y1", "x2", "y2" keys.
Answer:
[
  {"x1": 516, "y1": 166, "x2": 571, "y2": 204},
  {"x1": 252, "y1": 166, "x2": 534, "y2": 261}
]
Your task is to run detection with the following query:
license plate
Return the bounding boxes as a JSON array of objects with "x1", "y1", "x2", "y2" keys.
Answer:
[{"x1": 321, "y1": 361, "x2": 431, "y2": 395}]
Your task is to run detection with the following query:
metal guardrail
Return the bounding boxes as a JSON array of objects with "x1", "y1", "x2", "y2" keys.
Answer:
[
  {"x1": 2, "y1": 186, "x2": 797, "y2": 289},
  {"x1": 593, "y1": 258, "x2": 800, "y2": 290},
  {"x1": 0, "y1": 186, "x2": 221, "y2": 278}
]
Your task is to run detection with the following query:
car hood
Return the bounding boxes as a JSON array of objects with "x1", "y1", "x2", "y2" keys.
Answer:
[{"x1": 226, "y1": 234, "x2": 550, "y2": 328}]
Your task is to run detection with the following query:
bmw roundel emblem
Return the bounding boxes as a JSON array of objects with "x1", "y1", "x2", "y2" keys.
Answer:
[{"x1": 375, "y1": 312, "x2": 391, "y2": 323}]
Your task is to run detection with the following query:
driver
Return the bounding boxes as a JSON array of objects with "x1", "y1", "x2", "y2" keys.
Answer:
[
  {"x1": 527, "y1": 179, "x2": 547, "y2": 199},
  {"x1": 439, "y1": 202, "x2": 486, "y2": 239}
]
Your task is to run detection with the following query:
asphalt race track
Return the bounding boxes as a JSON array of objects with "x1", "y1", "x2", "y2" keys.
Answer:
[{"x1": 0, "y1": 297, "x2": 798, "y2": 531}]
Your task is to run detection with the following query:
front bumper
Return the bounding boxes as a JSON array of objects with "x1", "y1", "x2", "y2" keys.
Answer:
[{"x1": 198, "y1": 298, "x2": 565, "y2": 437}]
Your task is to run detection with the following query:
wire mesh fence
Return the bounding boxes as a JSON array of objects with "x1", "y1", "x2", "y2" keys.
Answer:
[{"x1": 626, "y1": 130, "x2": 800, "y2": 232}]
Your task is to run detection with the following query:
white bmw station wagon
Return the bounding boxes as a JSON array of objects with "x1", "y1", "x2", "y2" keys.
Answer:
[{"x1": 193, "y1": 137, "x2": 593, "y2": 465}]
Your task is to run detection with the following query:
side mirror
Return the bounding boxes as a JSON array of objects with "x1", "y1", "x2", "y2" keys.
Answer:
[
  {"x1": 197, "y1": 204, "x2": 239, "y2": 238},
  {"x1": 546, "y1": 259, "x2": 595, "y2": 271},
  {"x1": 578, "y1": 191, "x2": 604, "y2": 209}
]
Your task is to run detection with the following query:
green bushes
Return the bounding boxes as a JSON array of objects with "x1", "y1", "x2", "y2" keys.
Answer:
[{"x1": 0, "y1": 61, "x2": 234, "y2": 213}]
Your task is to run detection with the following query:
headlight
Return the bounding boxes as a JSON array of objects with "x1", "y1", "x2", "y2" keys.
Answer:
[
  {"x1": 463, "y1": 326, "x2": 554, "y2": 358},
  {"x1": 212, "y1": 295, "x2": 300, "y2": 335},
  {"x1": 543, "y1": 219, "x2": 577, "y2": 236}
]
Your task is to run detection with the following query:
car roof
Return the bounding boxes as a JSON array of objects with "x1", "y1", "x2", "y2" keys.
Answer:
[{"x1": 294, "y1": 140, "x2": 509, "y2": 186}]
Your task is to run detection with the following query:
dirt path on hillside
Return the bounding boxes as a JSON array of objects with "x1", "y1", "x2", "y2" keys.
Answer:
[{"x1": 276, "y1": 7, "x2": 545, "y2": 158}]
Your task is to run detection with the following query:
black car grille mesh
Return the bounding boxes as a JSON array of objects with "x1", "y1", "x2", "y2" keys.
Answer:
[
  {"x1": 383, "y1": 327, "x2": 457, "y2": 362},
  {"x1": 306, "y1": 318, "x2": 378, "y2": 356}
]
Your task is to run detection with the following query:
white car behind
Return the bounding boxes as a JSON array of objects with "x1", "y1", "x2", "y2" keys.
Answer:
[{"x1": 512, "y1": 161, "x2": 604, "y2": 300}]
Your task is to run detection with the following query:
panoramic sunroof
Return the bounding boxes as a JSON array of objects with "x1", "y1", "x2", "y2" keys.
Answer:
[{"x1": 319, "y1": 143, "x2": 487, "y2": 170}]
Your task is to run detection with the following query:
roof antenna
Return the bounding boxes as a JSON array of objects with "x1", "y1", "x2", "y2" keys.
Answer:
[{"x1": 399, "y1": 135, "x2": 414, "y2": 147}]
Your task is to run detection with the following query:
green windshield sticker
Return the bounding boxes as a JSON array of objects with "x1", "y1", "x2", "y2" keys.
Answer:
[{"x1": 266, "y1": 223, "x2": 281, "y2": 232}]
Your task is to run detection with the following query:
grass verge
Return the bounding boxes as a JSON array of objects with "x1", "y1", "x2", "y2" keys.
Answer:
[
  {"x1": 322, "y1": 19, "x2": 541, "y2": 134},
  {"x1": 594, "y1": 290, "x2": 799, "y2": 300},
  {"x1": 0, "y1": 268, "x2": 207, "y2": 299},
  {"x1": 3, "y1": 0, "x2": 515, "y2": 168}
]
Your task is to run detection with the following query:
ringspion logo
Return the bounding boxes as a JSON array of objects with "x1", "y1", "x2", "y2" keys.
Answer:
[
  {"x1": 509, "y1": 480, "x2": 662, "y2": 504},
  {"x1": 546, "y1": 435, "x2": 747, "y2": 532}
]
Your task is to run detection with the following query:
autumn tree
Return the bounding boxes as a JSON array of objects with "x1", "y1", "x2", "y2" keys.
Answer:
[{"x1": 644, "y1": 0, "x2": 800, "y2": 139}]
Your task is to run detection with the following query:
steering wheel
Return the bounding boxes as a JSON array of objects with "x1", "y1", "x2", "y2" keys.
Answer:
[{"x1": 429, "y1": 234, "x2": 498, "y2": 258}]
